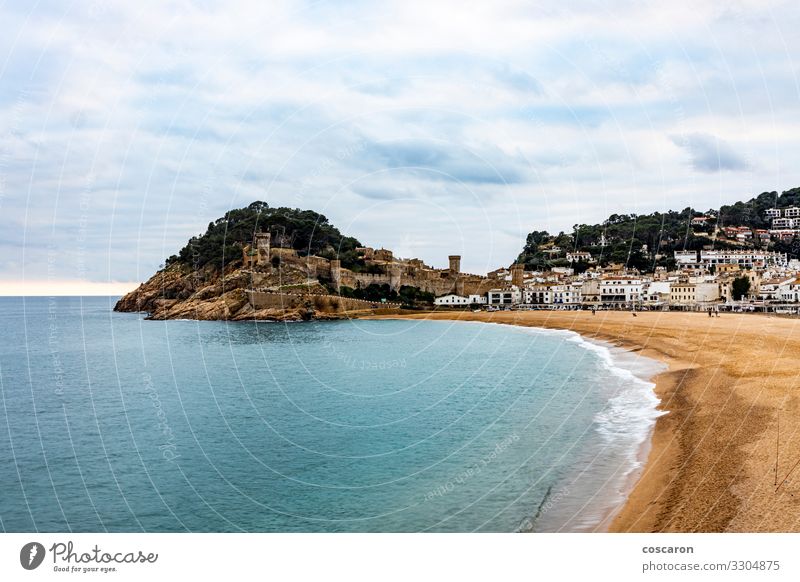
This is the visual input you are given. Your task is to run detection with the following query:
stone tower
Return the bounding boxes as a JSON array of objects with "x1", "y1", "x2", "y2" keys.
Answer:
[
  {"x1": 389, "y1": 263, "x2": 402, "y2": 292},
  {"x1": 448, "y1": 255, "x2": 461, "y2": 275},
  {"x1": 511, "y1": 263, "x2": 524, "y2": 288},
  {"x1": 255, "y1": 232, "x2": 271, "y2": 267},
  {"x1": 330, "y1": 259, "x2": 342, "y2": 292}
]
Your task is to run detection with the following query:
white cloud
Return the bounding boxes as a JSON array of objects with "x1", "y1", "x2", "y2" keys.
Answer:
[{"x1": 1, "y1": 0, "x2": 799, "y2": 281}]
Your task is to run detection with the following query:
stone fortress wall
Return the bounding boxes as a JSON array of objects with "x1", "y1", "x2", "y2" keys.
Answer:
[
  {"x1": 246, "y1": 290, "x2": 402, "y2": 312},
  {"x1": 242, "y1": 233, "x2": 513, "y2": 297}
]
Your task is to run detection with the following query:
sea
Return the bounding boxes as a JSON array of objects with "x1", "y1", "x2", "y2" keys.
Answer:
[{"x1": 0, "y1": 296, "x2": 666, "y2": 532}]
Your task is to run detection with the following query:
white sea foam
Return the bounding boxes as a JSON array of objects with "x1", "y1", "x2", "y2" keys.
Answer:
[
  {"x1": 567, "y1": 336, "x2": 666, "y2": 447},
  {"x1": 454, "y1": 320, "x2": 668, "y2": 531},
  {"x1": 563, "y1": 332, "x2": 667, "y2": 529},
  {"x1": 468, "y1": 321, "x2": 666, "y2": 456}
]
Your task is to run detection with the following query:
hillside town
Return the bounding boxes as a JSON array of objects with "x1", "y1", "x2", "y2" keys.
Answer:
[
  {"x1": 119, "y1": 200, "x2": 800, "y2": 320},
  {"x1": 434, "y1": 206, "x2": 800, "y2": 313}
]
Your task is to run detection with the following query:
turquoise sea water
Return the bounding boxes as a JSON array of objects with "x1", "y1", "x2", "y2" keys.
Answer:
[{"x1": 0, "y1": 296, "x2": 664, "y2": 532}]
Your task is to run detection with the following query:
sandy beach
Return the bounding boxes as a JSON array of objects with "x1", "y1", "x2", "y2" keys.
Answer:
[{"x1": 369, "y1": 309, "x2": 800, "y2": 532}]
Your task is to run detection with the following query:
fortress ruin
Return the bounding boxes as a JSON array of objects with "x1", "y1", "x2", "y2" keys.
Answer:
[{"x1": 242, "y1": 234, "x2": 503, "y2": 297}]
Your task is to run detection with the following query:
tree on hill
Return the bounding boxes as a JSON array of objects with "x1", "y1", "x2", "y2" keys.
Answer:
[
  {"x1": 732, "y1": 276, "x2": 751, "y2": 301},
  {"x1": 516, "y1": 186, "x2": 800, "y2": 273},
  {"x1": 167, "y1": 201, "x2": 363, "y2": 270}
]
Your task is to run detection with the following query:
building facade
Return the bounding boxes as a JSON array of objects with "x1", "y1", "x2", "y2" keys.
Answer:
[{"x1": 599, "y1": 277, "x2": 643, "y2": 305}]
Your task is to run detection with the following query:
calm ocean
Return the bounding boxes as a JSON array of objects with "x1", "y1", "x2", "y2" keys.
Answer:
[{"x1": 0, "y1": 296, "x2": 664, "y2": 532}]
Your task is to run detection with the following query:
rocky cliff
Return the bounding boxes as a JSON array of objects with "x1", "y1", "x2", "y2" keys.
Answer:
[
  {"x1": 114, "y1": 260, "x2": 345, "y2": 321},
  {"x1": 114, "y1": 201, "x2": 369, "y2": 321}
]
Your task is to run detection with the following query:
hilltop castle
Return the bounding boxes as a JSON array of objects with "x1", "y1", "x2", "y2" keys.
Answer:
[{"x1": 242, "y1": 233, "x2": 504, "y2": 296}]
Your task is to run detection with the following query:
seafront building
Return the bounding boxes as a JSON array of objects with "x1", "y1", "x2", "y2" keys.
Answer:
[
  {"x1": 431, "y1": 243, "x2": 800, "y2": 312},
  {"x1": 427, "y1": 205, "x2": 800, "y2": 311},
  {"x1": 434, "y1": 294, "x2": 487, "y2": 306},
  {"x1": 487, "y1": 288, "x2": 522, "y2": 306},
  {"x1": 598, "y1": 277, "x2": 643, "y2": 305},
  {"x1": 669, "y1": 282, "x2": 720, "y2": 309},
  {"x1": 238, "y1": 202, "x2": 800, "y2": 315}
]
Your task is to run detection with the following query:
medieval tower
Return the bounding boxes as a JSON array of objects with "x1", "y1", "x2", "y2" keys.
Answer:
[
  {"x1": 255, "y1": 232, "x2": 271, "y2": 267},
  {"x1": 330, "y1": 259, "x2": 342, "y2": 292},
  {"x1": 511, "y1": 263, "x2": 524, "y2": 288},
  {"x1": 448, "y1": 255, "x2": 461, "y2": 275}
]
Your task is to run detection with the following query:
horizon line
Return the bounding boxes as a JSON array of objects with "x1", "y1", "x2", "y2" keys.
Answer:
[{"x1": 0, "y1": 280, "x2": 139, "y2": 297}]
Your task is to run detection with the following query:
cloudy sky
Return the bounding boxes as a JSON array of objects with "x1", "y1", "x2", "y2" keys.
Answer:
[{"x1": 1, "y1": 0, "x2": 799, "y2": 293}]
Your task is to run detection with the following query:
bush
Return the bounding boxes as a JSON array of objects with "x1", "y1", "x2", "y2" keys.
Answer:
[
  {"x1": 174, "y1": 201, "x2": 363, "y2": 271},
  {"x1": 732, "y1": 276, "x2": 751, "y2": 301}
]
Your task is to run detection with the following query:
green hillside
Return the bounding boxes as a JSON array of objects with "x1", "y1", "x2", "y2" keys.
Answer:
[
  {"x1": 517, "y1": 187, "x2": 800, "y2": 272},
  {"x1": 166, "y1": 201, "x2": 363, "y2": 271}
]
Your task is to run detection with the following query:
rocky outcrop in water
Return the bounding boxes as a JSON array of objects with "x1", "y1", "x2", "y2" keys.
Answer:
[{"x1": 114, "y1": 261, "x2": 342, "y2": 321}]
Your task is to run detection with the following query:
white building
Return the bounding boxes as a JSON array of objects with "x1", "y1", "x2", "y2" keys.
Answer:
[
  {"x1": 524, "y1": 283, "x2": 582, "y2": 305},
  {"x1": 778, "y1": 279, "x2": 800, "y2": 302},
  {"x1": 698, "y1": 250, "x2": 788, "y2": 269},
  {"x1": 772, "y1": 217, "x2": 797, "y2": 229},
  {"x1": 566, "y1": 251, "x2": 593, "y2": 263},
  {"x1": 599, "y1": 277, "x2": 644, "y2": 305},
  {"x1": 487, "y1": 288, "x2": 521, "y2": 306},
  {"x1": 434, "y1": 294, "x2": 487, "y2": 306},
  {"x1": 644, "y1": 281, "x2": 671, "y2": 305},
  {"x1": 758, "y1": 277, "x2": 796, "y2": 301},
  {"x1": 674, "y1": 250, "x2": 699, "y2": 265},
  {"x1": 768, "y1": 207, "x2": 800, "y2": 236},
  {"x1": 524, "y1": 284, "x2": 553, "y2": 305},
  {"x1": 434, "y1": 294, "x2": 470, "y2": 306}
]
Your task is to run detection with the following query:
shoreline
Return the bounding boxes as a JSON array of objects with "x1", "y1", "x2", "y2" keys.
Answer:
[
  {"x1": 364, "y1": 309, "x2": 800, "y2": 532},
  {"x1": 464, "y1": 320, "x2": 668, "y2": 532},
  {"x1": 579, "y1": 337, "x2": 668, "y2": 533}
]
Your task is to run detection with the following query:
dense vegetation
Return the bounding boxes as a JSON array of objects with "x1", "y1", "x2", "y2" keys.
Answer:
[
  {"x1": 732, "y1": 276, "x2": 751, "y2": 301},
  {"x1": 166, "y1": 201, "x2": 363, "y2": 270},
  {"x1": 516, "y1": 187, "x2": 800, "y2": 272},
  {"x1": 717, "y1": 187, "x2": 800, "y2": 229}
]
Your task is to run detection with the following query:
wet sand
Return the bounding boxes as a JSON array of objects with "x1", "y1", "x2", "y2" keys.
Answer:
[{"x1": 368, "y1": 309, "x2": 800, "y2": 532}]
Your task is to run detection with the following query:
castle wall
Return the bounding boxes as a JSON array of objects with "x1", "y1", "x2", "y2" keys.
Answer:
[
  {"x1": 303, "y1": 255, "x2": 332, "y2": 279},
  {"x1": 251, "y1": 246, "x2": 507, "y2": 299},
  {"x1": 353, "y1": 273, "x2": 391, "y2": 287},
  {"x1": 247, "y1": 291, "x2": 402, "y2": 312},
  {"x1": 270, "y1": 247, "x2": 299, "y2": 260},
  {"x1": 333, "y1": 264, "x2": 502, "y2": 296}
]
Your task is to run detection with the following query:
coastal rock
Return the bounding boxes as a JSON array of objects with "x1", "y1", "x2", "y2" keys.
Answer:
[{"x1": 115, "y1": 260, "x2": 336, "y2": 321}]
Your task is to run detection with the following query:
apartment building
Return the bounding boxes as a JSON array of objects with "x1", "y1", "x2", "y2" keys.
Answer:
[
  {"x1": 599, "y1": 277, "x2": 643, "y2": 304},
  {"x1": 669, "y1": 282, "x2": 720, "y2": 306}
]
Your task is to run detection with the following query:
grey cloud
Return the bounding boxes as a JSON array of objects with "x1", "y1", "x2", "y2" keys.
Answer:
[
  {"x1": 351, "y1": 185, "x2": 410, "y2": 201},
  {"x1": 363, "y1": 139, "x2": 528, "y2": 185},
  {"x1": 491, "y1": 64, "x2": 543, "y2": 94},
  {"x1": 670, "y1": 132, "x2": 750, "y2": 172}
]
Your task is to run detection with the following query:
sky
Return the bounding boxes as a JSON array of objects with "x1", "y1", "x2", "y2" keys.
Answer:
[{"x1": 1, "y1": 0, "x2": 799, "y2": 294}]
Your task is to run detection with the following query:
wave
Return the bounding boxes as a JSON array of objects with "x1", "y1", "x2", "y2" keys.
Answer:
[{"x1": 456, "y1": 320, "x2": 668, "y2": 530}]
